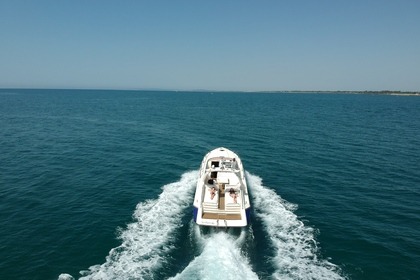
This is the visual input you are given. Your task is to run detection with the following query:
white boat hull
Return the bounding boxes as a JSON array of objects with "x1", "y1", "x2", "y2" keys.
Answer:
[{"x1": 193, "y1": 147, "x2": 251, "y2": 227}]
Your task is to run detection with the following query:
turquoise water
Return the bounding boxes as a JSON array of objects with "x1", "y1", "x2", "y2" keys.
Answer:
[{"x1": 1, "y1": 89, "x2": 419, "y2": 280}]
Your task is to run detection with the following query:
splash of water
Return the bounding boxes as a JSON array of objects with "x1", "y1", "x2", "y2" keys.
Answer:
[
  {"x1": 58, "y1": 274, "x2": 74, "y2": 280},
  {"x1": 169, "y1": 223, "x2": 259, "y2": 280},
  {"x1": 75, "y1": 170, "x2": 198, "y2": 279},
  {"x1": 247, "y1": 172, "x2": 345, "y2": 280}
]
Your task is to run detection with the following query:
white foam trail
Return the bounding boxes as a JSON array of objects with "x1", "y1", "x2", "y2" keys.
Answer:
[
  {"x1": 247, "y1": 172, "x2": 345, "y2": 280},
  {"x1": 58, "y1": 274, "x2": 74, "y2": 280},
  {"x1": 76, "y1": 170, "x2": 198, "y2": 279},
  {"x1": 170, "y1": 223, "x2": 259, "y2": 280}
]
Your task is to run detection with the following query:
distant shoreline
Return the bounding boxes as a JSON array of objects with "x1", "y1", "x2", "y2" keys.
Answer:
[
  {"x1": 1, "y1": 88, "x2": 419, "y2": 95},
  {"x1": 261, "y1": 90, "x2": 420, "y2": 96}
]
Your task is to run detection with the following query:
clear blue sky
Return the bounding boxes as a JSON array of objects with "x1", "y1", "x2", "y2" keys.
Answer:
[{"x1": 1, "y1": 0, "x2": 419, "y2": 91}]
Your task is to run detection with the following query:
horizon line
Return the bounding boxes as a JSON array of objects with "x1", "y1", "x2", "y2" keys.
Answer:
[{"x1": 1, "y1": 87, "x2": 419, "y2": 94}]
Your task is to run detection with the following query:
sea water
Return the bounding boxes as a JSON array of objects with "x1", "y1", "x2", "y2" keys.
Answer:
[{"x1": 0, "y1": 89, "x2": 419, "y2": 279}]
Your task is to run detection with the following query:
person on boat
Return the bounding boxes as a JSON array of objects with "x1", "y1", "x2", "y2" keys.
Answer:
[
  {"x1": 209, "y1": 187, "x2": 216, "y2": 200},
  {"x1": 229, "y1": 188, "x2": 238, "y2": 203}
]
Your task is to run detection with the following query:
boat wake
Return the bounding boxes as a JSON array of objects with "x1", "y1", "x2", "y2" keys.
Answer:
[
  {"x1": 169, "y1": 224, "x2": 258, "y2": 280},
  {"x1": 59, "y1": 171, "x2": 198, "y2": 280},
  {"x1": 247, "y1": 172, "x2": 345, "y2": 280},
  {"x1": 59, "y1": 171, "x2": 345, "y2": 280}
]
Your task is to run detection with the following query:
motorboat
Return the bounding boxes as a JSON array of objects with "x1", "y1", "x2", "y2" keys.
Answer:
[{"x1": 193, "y1": 147, "x2": 251, "y2": 227}]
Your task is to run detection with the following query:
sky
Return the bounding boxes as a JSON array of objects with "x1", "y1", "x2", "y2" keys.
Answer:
[{"x1": 1, "y1": 0, "x2": 420, "y2": 91}]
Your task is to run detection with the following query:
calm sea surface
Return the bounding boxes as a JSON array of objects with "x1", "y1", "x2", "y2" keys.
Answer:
[{"x1": 0, "y1": 89, "x2": 419, "y2": 280}]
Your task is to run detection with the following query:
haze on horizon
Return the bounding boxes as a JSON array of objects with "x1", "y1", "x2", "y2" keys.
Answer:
[{"x1": 1, "y1": 1, "x2": 420, "y2": 92}]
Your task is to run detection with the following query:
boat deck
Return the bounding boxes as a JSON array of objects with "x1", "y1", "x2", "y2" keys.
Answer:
[
  {"x1": 201, "y1": 183, "x2": 243, "y2": 221},
  {"x1": 218, "y1": 185, "x2": 225, "y2": 210},
  {"x1": 202, "y1": 213, "x2": 242, "y2": 220}
]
